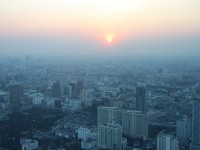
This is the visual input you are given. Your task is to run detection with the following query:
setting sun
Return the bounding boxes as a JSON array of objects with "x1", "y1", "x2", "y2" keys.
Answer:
[{"x1": 104, "y1": 34, "x2": 115, "y2": 43}]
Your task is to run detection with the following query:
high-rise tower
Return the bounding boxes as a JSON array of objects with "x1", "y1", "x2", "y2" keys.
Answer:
[
  {"x1": 98, "y1": 122, "x2": 122, "y2": 150},
  {"x1": 190, "y1": 98, "x2": 200, "y2": 150},
  {"x1": 52, "y1": 81, "x2": 61, "y2": 98},
  {"x1": 122, "y1": 110, "x2": 148, "y2": 139},
  {"x1": 97, "y1": 106, "x2": 122, "y2": 125},
  {"x1": 10, "y1": 83, "x2": 22, "y2": 113},
  {"x1": 136, "y1": 83, "x2": 147, "y2": 114},
  {"x1": 157, "y1": 133, "x2": 179, "y2": 150}
]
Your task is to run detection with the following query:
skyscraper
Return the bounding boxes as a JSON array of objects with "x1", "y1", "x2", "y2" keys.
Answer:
[
  {"x1": 122, "y1": 110, "x2": 148, "y2": 139},
  {"x1": 190, "y1": 98, "x2": 200, "y2": 150},
  {"x1": 76, "y1": 80, "x2": 84, "y2": 95},
  {"x1": 176, "y1": 118, "x2": 191, "y2": 140},
  {"x1": 97, "y1": 106, "x2": 122, "y2": 125},
  {"x1": 98, "y1": 122, "x2": 122, "y2": 150},
  {"x1": 52, "y1": 81, "x2": 61, "y2": 98},
  {"x1": 10, "y1": 83, "x2": 22, "y2": 113},
  {"x1": 54, "y1": 99, "x2": 62, "y2": 108},
  {"x1": 69, "y1": 81, "x2": 76, "y2": 97},
  {"x1": 157, "y1": 133, "x2": 179, "y2": 150},
  {"x1": 136, "y1": 83, "x2": 147, "y2": 114},
  {"x1": 80, "y1": 89, "x2": 87, "y2": 104}
]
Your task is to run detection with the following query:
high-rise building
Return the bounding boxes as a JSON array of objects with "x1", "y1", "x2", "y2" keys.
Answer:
[
  {"x1": 55, "y1": 99, "x2": 62, "y2": 108},
  {"x1": 97, "y1": 106, "x2": 122, "y2": 125},
  {"x1": 136, "y1": 83, "x2": 147, "y2": 114},
  {"x1": 60, "y1": 83, "x2": 66, "y2": 97},
  {"x1": 52, "y1": 81, "x2": 61, "y2": 98},
  {"x1": 190, "y1": 98, "x2": 200, "y2": 150},
  {"x1": 122, "y1": 110, "x2": 148, "y2": 139},
  {"x1": 157, "y1": 133, "x2": 179, "y2": 150},
  {"x1": 67, "y1": 85, "x2": 73, "y2": 98},
  {"x1": 69, "y1": 81, "x2": 76, "y2": 97},
  {"x1": 176, "y1": 118, "x2": 191, "y2": 140},
  {"x1": 25, "y1": 55, "x2": 30, "y2": 70},
  {"x1": 98, "y1": 122, "x2": 122, "y2": 150},
  {"x1": 80, "y1": 89, "x2": 87, "y2": 104},
  {"x1": 77, "y1": 127, "x2": 90, "y2": 141},
  {"x1": 10, "y1": 83, "x2": 22, "y2": 113},
  {"x1": 76, "y1": 80, "x2": 84, "y2": 95},
  {"x1": 112, "y1": 97, "x2": 123, "y2": 109}
]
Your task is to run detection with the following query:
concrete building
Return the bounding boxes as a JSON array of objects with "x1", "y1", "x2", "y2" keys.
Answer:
[
  {"x1": 52, "y1": 81, "x2": 61, "y2": 98},
  {"x1": 97, "y1": 106, "x2": 122, "y2": 125},
  {"x1": 136, "y1": 83, "x2": 146, "y2": 114},
  {"x1": 69, "y1": 81, "x2": 76, "y2": 97},
  {"x1": 176, "y1": 118, "x2": 191, "y2": 140},
  {"x1": 55, "y1": 99, "x2": 62, "y2": 108},
  {"x1": 77, "y1": 127, "x2": 90, "y2": 141},
  {"x1": 122, "y1": 110, "x2": 148, "y2": 139},
  {"x1": 76, "y1": 80, "x2": 84, "y2": 95},
  {"x1": 122, "y1": 138, "x2": 127, "y2": 150},
  {"x1": 69, "y1": 99, "x2": 81, "y2": 110},
  {"x1": 157, "y1": 133, "x2": 179, "y2": 150},
  {"x1": 80, "y1": 89, "x2": 87, "y2": 104},
  {"x1": 10, "y1": 83, "x2": 22, "y2": 113},
  {"x1": 67, "y1": 85, "x2": 73, "y2": 98},
  {"x1": 98, "y1": 122, "x2": 122, "y2": 150},
  {"x1": 81, "y1": 139, "x2": 97, "y2": 150},
  {"x1": 20, "y1": 138, "x2": 38, "y2": 150},
  {"x1": 32, "y1": 95, "x2": 44, "y2": 105}
]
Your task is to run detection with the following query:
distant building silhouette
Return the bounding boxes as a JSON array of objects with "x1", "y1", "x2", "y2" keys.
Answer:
[
  {"x1": 52, "y1": 81, "x2": 61, "y2": 98},
  {"x1": 76, "y1": 80, "x2": 84, "y2": 95},
  {"x1": 136, "y1": 83, "x2": 147, "y2": 114},
  {"x1": 69, "y1": 81, "x2": 76, "y2": 97},
  {"x1": 80, "y1": 89, "x2": 87, "y2": 105},
  {"x1": 54, "y1": 99, "x2": 62, "y2": 108},
  {"x1": 10, "y1": 83, "x2": 22, "y2": 113}
]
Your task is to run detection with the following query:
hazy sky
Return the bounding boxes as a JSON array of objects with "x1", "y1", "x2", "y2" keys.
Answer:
[{"x1": 0, "y1": 0, "x2": 200, "y2": 57}]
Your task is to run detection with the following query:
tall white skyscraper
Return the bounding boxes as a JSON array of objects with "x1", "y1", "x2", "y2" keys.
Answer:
[
  {"x1": 136, "y1": 83, "x2": 147, "y2": 114},
  {"x1": 157, "y1": 133, "x2": 179, "y2": 150},
  {"x1": 97, "y1": 106, "x2": 122, "y2": 125},
  {"x1": 122, "y1": 110, "x2": 148, "y2": 139},
  {"x1": 98, "y1": 122, "x2": 122, "y2": 150},
  {"x1": 190, "y1": 98, "x2": 200, "y2": 150}
]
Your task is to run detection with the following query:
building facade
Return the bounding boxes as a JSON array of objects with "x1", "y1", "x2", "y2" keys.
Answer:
[
  {"x1": 98, "y1": 122, "x2": 122, "y2": 150},
  {"x1": 122, "y1": 110, "x2": 148, "y2": 139},
  {"x1": 157, "y1": 133, "x2": 179, "y2": 150},
  {"x1": 97, "y1": 106, "x2": 122, "y2": 125},
  {"x1": 190, "y1": 98, "x2": 200, "y2": 150},
  {"x1": 136, "y1": 83, "x2": 147, "y2": 114},
  {"x1": 176, "y1": 118, "x2": 191, "y2": 140},
  {"x1": 10, "y1": 84, "x2": 22, "y2": 113}
]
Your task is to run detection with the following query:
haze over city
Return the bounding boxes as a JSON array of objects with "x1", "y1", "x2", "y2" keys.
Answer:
[
  {"x1": 0, "y1": 0, "x2": 200, "y2": 57},
  {"x1": 1, "y1": 1, "x2": 200, "y2": 150}
]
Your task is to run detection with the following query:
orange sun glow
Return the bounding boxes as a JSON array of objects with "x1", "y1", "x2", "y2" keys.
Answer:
[{"x1": 104, "y1": 34, "x2": 115, "y2": 43}]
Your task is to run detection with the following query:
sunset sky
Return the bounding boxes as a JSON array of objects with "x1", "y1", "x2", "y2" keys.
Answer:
[{"x1": 0, "y1": 0, "x2": 200, "y2": 57}]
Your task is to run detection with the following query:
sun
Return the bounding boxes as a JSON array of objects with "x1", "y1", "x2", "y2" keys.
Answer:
[{"x1": 104, "y1": 34, "x2": 115, "y2": 43}]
